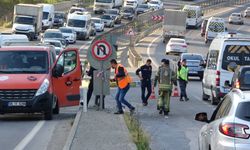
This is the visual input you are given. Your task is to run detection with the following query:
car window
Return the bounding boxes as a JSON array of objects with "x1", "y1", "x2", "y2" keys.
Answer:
[
  {"x1": 222, "y1": 45, "x2": 250, "y2": 71},
  {"x1": 236, "y1": 102, "x2": 250, "y2": 121},
  {"x1": 207, "y1": 50, "x2": 219, "y2": 70},
  {"x1": 182, "y1": 54, "x2": 203, "y2": 60},
  {"x1": 239, "y1": 69, "x2": 250, "y2": 90},
  {"x1": 57, "y1": 51, "x2": 77, "y2": 74},
  {"x1": 214, "y1": 96, "x2": 232, "y2": 120}
]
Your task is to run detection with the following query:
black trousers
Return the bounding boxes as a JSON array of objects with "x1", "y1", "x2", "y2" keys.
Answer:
[
  {"x1": 179, "y1": 80, "x2": 187, "y2": 99},
  {"x1": 87, "y1": 79, "x2": 105, "y2": 107},
  {"x1": 141, "y1": 80, "x2": 152, "y2": 103}
]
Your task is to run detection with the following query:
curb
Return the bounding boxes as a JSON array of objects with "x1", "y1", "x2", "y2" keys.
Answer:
[{"x1": 63, "y1": 106, "x2": 83, "y2": 150}]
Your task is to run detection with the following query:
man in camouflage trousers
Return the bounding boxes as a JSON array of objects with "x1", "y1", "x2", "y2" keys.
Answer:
[{"x1": 154, "y1": 59, "x2": 177, "y2": 118}]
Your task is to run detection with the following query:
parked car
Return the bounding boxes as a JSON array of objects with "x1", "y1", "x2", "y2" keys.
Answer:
[
  {"x1": 105, "y1": 9, "x2": 122, "y2": 24},
  {"x1": 43, "y1": 39, "x2": 65, "y2": 57},
  {"x1": 90, "y1": 21, "x2": 96, "y2": 36},
  {"x1": 148, "y1": 0, "x2": 163, "y2": 10},
  {"x1": 229, "y1": 13, "x2": 244, "y2": 24},
  {"x1": 165, "y1": 38, "x2": 187, "y2": 55},
  {"x1": 120, "y1": 6, "x2": 135, "y2": 20},
  {"x1": 180, "y1": 53, "x2": 205, "y2": 80},
  {"x1": 195, "y1": 88, "x2": 250, "y2": 150},
  {"x1": 41, "y1": 29, "x2": 67, "y2": 46},
  {"x1": 59, "y1": 27, "x2": 76, "y2": 44},
  {"x1": 200, "y1": 19, "x2": 208, "y2": 37},
  {"x1": 135, "y1": 4, "x2": 152, "y2": 15},
  {"x1": 91, "y1": 17, "x2": 104, "y2": 32},
  {"x1": 101, "y1": 14, "x2": 115, "y2": 28},
  {"x1": 244, "y1": 7, "x2": 250, "y2": 17},
  {"x1": 53, "y1": 11, "x2": 65, "y2": 27}
]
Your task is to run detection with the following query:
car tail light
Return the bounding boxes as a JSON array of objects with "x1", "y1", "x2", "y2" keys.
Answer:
[
  {"x1": 170, "y1": 44, "x2": 174, "y2": 47},
  {"x1": 182, "y1": 45, "x2": 187, "y2": 48},
  {"x1": 235, "y1": 79, "x2": 240, "y2": 89},
  {"x1": 219, "y1": 123, "x2": 250, "y2": 139},
  {"x1": 216, "y1": 70, "x2": 220, "y2": 86}
]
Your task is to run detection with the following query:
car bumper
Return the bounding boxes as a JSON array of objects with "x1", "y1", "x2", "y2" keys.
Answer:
[
  {"x1": 65, "y1": 37, "x2": 75, "y2": 43},
  {"x1": 76, "y1": 32, "x2": 87, "y2": 39},
  {"x1": 0, "y1": 91, "x2": 53, "y2": 114},
  {"x1": 188, "y1": 70, "x2": 204, "y2": 77},
  {"x1": 95, "y1": 27, "x2": 103, "y2": 32},
  {"x1": 166, "y1": 48, "x2": 187, "y2": 54},
  {"x1": 229, "y1": 19, "x2": 243, "y2": 23}
]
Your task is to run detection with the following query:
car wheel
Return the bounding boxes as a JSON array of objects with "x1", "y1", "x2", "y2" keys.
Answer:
[
  {"x1": 53, "y1": 98, "x2": 59, "y2": 114},
  {"x1": 44, "y1": 105, "x2": 53, "y2": 120},
  {"x1": 202, "y1": 91, "x2": 209, "y2": 101},
  {"x1": 199, "y1": 74, "x2": 203, "y2": 81}
]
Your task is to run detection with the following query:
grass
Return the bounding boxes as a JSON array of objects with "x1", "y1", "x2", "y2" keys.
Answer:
[{"x1": 124, "y1": 113, "x2": 151, "y2": 150}]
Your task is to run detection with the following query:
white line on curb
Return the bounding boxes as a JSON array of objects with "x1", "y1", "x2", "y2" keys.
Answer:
[
  {"x1": 146, "y1": 34, "x2": 162, "y2": 68},
  {"x1": 14, "y1": 121, "x2": 45, "y2": 150}
]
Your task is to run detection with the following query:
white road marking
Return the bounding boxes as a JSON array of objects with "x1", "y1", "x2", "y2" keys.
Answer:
[
  {"x1": 146, "y1": 34, "x2": 162, "y2": 68},
  {"x1": 14, "y1": 121, "x2": 45, "y2": 150}
]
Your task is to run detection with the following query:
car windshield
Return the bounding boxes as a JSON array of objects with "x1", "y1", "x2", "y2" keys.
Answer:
[
  {"x1": 44, "y1": 32, "x2": 63, "y2": 38},
  {"x1": 171, "y1": 40, "x2": 185, "y2": 44},
  {"x1": 60, "y1": 28, "x2": 73, "y2": 33},
  {"x1": 43, "y1": 12, "x2": 49, "y2": 19},
  {"x1": 101, "y1": 15, "x2": 111, "y2": 20},
  {"x1": 232, "y1": 14, "x2": 240, "y2": 17},
  {"x1": 122, "y1": 8, "x2": 133, "y2": 13},
  {"x1": 67, "y1": 19, "x2": 86, "y2": 27},
  {"x1": 91, "y1": 19, "x2": 101, "y2": 23},
  {"x1": 222, "y1": 45, "x2": 250, "y2": 70},
  {"x1": 0, "y1": 51, "x2": 48, "y2": 74},
  {"x1": 69, "y1": 8, "x2": 84, "y2": 14},
  {"x1": 55, "y1": 13, "x2": 64, "y2": 19},
  {"x1": 138, "y1": 5, "x2": 148, "y2": 9},
  {"x1": 15, "y1": 16, "x2": 34, "y2": 25},
  {"x1": 96, "y1": 0, "x2": 112, "y2": 3},
  {"x1": 106, "y1": 10, "x2": 118, "y2": 14},
  {"x1": 182, "y1": 54, "x2": 203, "y2": 60},
  {"x1": 149, "y1": 1, "x2": 159, "y2": 4},
  {"x1": 45, "y1": 41, "x2": 61, "y2": 47},
  {"x1": 236, "y1": 102, "x2": 250, "y2": 121}
]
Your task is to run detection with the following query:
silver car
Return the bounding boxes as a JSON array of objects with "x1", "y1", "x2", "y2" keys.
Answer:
[
  {"x1": 195, "y1": 89, "x2": 250, "y2": 150},
  {"x1": 101, "y1": 14, "x2": 115, "y2": 28}
]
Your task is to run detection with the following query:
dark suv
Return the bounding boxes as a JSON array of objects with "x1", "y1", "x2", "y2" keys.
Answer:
[
  {"x1": 225, "y1": 65, "x2": 250, "y2": 90},
  {"x1": 180, "y1": 53, "x2": 206, "y2": 80}
]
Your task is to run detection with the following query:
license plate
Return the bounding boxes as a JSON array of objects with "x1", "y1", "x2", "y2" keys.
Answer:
[
  {"x1": 189, "y1": 71, "x2": 197, "y2": 74},
  {"x1": 8, "y1": 102, "x2": 26, "y2": 107}
]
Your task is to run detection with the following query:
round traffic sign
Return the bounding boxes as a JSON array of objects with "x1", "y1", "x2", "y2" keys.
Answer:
[{"x1": 91, "y1": 40, "x2": 112, "y2": 61}]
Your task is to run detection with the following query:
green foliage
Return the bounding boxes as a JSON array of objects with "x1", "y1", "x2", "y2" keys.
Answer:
[{"x1": 124, "y1": 113, "x2": 151, "y2": 150}]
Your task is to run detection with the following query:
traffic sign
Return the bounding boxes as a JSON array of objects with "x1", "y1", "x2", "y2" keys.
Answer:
[
  {"x1": 152, "y1": 15, "x2": 164, "y2": 21},
  {"x1": 91, "y1": 40, "x2": 112, "y2": 61},
  {"x1": 126, "y1": 28, "x2": 135, "y2": 36}
]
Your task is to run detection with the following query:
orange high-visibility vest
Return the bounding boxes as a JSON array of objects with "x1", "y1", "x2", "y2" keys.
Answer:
[{"x1": 115, "y1": 64, "x2": 132, "y2": 89}]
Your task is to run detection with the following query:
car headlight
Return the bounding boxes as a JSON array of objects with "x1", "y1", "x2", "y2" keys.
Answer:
[{"x1": 35, "y1": 79, "x2": 49, "y2": 96}]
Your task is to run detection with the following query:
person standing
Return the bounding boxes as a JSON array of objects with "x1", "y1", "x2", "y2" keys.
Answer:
[
  {"x1": 86, "y1": 66, "x2": 99, "y2": 107},
  {"x1": 110, "y1": 59, "x2": 135, "y2": 115},
  {"x1": 154, "y1": 59, "x2": 177, "y2": 118},
  {"x1": 178, "y1": 59, "x2": 189, "y2": 101},
  {"x1": 136, "y1": 59, "x2": 152, "y2": 106}
]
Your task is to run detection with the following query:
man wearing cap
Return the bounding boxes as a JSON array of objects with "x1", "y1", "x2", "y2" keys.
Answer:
[
  {"x1": 154, "y1": 59, "x2": 177, "y2": 118},
  {"x1": 178, "y1": 59, "x2": 189, "y2": 101}
]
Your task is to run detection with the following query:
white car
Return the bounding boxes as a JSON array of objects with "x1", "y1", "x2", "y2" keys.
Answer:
[
  {"x1": 165, "y1": 38, "x2": 187, "y2": 55},
  {"x1": 229, "y1": 13, "x2": 244, "y2": 24},
  {"x1": 44, "y1": 39, "x2": 65, "y2": 57},
  {"x1": 195, "y1": 88, "x2": 250, "y2": 150},
  {"x1": 244, "y1": 7, "x2": 250, "y2": 17},
  {"x1": 91, "y1": 17, "x2": 104, "y2": 32},
  {"x1": 148, "y1": 0, "x2": 163, "y2": 10},
  {"x1": 68, "y1": 7, "x2": 86, "y2": 14},
  {"x1": 101, "y1": 14, "x2": 115, "y2": 28},
  {"x1": 59, "y1": 27, "x2": 77, "y2": 44}
]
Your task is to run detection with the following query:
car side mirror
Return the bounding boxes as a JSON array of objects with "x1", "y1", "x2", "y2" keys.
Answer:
[
  {"x1": 195, "y1": 112, "x2": 209, "y2": 123},
  {"x1": 52, "y1": 64, "x2": 64, "y2": 78},
  {"x1": 224, "y1": 80, "x2": 231, "y2": 88},
  {"x1": 227, "y1": 62, "x2": 237, "y2": 72}
]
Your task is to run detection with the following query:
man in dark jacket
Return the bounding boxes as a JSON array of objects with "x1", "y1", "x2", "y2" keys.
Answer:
[{"x1": 136, "y1": 59, "x2": 152, "y2": 106}]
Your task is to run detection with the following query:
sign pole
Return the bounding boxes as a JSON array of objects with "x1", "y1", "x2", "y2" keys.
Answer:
[{"x1": 100, "y1": 63, "x2": 104, "y2": 110}]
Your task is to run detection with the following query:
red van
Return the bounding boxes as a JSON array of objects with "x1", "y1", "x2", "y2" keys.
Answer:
[{"x1": 0, "y1": 46, "x2": 82, "y2": 120}]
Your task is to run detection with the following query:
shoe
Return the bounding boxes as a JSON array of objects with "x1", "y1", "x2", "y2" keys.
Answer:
[
  {"x1": 130, "y1": 107, "x2": 135, "y2": 115},
  {"x1": 159, "y1": 109, "x2": 163, "y2": 115},
  {"x1": 114, "y1": 111, "x2": 124, "y2": 115},
  {"x1": 185, "y1": 97, "x2": 190, "y2": 101},
  {"x1": 143, "y1": 102, "x2": 148, "y2": 106},
  {"x1": 164, "y1": 111, "x2": 169, "y2": 118},
  {"x1": 179, "y1": 98, "x2": 184, "y2": 101}
]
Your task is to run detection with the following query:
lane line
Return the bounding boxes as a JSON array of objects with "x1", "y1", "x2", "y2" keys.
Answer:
[
  {"x1": 14, "y1": 121, "x2": 45, "y2": 150},
  {"x1": 146, "y1": 34, "x2": 162, "y2": 68}
]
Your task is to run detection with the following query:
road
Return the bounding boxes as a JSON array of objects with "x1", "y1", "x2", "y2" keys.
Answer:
[{"x1": 133, "y1": 2, "x2": 250, "y2": 150}]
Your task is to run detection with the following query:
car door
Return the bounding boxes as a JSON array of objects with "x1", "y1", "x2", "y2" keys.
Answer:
[{"x1": 52, "y1": 48, "x2": 82, "y2": 107}]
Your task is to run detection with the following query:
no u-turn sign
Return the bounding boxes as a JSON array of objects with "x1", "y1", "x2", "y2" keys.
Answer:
[{"x1": 91, "y1": 40, "x2": 112, "y2": 61}]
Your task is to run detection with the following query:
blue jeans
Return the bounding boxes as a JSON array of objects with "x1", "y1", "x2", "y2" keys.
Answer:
[{"x1": 115, "y1": 84, "x2": 134, "y2": 111}]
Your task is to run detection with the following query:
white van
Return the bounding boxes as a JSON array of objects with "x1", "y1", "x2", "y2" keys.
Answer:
[
  {"x1": 66, "y1": 12, "x2": 91, "y2": 40},
  {"x1": 0, "y1": 34, "x2": 29, "y2": 47},
  {"x1": 202, "y1": 33, "x2": 250, "y2": 105},
  {"x1": 38, "y1": 4, "x2": 55, "y2": 30},
  {"x1": 205, "y1": 17, "x2": 226, "y2": 43},
  {"x1": 182, "y1": 5, "x2": 203, "y2": 28}
]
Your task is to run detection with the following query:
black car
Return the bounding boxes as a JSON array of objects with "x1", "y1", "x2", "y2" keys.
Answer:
[
  {"x1": 54, "y1": 11, "x2": 65, "y2": 27},
  {"x1": 121, "y1": 7, "x2": 135, "y2": 20},
  {"x1": 225, "y1": 65, "x2": 250, "y2": 90},
  {"x1": 180, "y1": 53, "x2": 206, "y2": 80}
]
